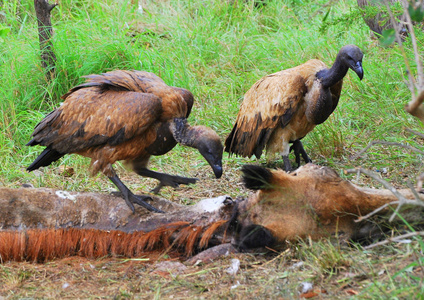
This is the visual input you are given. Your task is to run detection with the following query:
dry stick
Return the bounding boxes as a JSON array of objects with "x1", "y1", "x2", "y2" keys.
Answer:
[
  {"x1": 384, "y1": 0, "x2": 424, "y2": 123},
  {"x1": 402, "y1": 128, "x2": 424, "y2": 191},
  {"x1": 401, "y1": 4, "x2": 424, "y2": 122},
  {"x1": 351, "y1": 140, "x2": 424, "y2": 159},
  {"x1": 404, "y1": 6, "x2": 424, "y2": 88},
  {"x1": 353, "y1": 200, "x2": 400, "y2": 222},
  {"x1": 405, "y1": 128, "x2": 424, "y2": 139},
  {"x1": 354, "y1": 2, "x2": 424, "y2": 249},
  {"x1": 345, "y1": 168, "x2": 424, "y2": 222},
  {"x1": 405, "y1": 178, "x2": 424, "y2": 204},
  {"x1": 384, "y1": 1, "x2": 416, "y2": 92},
  {"x1": 364, "y1": 231, "x2": 424, "y2": 250},
  {"x1": 405, "y1": 90, "x2": 424, "y2": 123},
  {"x1": 416, "y1": 172, "x2": 424, "y2": 192}
]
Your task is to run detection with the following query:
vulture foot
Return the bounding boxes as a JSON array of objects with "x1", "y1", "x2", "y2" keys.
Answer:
[
  {"x1": 282, "y1": 155, "x2": 292, "y2": 172},
  {"x1": 109, "y1": 174, "x2": 164, "y2": 213},
  {"x1": 127, "y1": 193, "x2": 164, "y2": 213},
  {"x1": 290, "y1": 140, "x2": 312, "y2": 167},
  {"x1": 150, "y1": 174, "x2": 199, "y2": 194}
]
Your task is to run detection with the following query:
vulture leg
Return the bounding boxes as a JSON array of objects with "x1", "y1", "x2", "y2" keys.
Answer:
[
  {"x1": 290, "y1": 140, "x2": 312, "y2": 167},
  {"x1": 282, "y1": 155, "x2": 292, "y2": 172},
  {"x1": 108, "y1": 174, "x2": 164, "y2": 213},
  {"x1": 135, "y1": 168, "x2": 198, "y2": 194}
]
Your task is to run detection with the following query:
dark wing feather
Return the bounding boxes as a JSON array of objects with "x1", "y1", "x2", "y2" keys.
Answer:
[
  {"x1": 62, "y1": 70, "x2": 167, "y2": 99},
  {"x1": 225, "y1": 73, "x2": 306, "y2": 158},
  {"x1": 172, "y1": 87, "x2": 194, "y2": 117},
  {"x1": 29, "y1": 89, "x2": 163, "y2": 154}
]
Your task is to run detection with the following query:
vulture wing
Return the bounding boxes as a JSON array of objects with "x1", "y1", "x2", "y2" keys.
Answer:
[
  {"x1": 225, "y1": 72, "x2": 307, "y2": 158},
  {"x1": 172, "y1": 87, "x2": 194, "y2": 118},
  {"x1": 62, "y1": 70, "x2": 166, "y2": 97},
  {"x1": 29, "y1": 83, "x2": 163, "y2": 155}
]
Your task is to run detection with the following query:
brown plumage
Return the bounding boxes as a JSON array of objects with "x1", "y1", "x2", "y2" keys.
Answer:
[
  {"x1": 225, "y1": 45, "x2": 364, "y2": 171},
  {"x1": 27, "y1": 70, "x2": 223, "y2": 213}
]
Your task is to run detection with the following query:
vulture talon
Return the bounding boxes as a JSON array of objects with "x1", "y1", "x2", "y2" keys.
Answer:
[
  {"x1": 225, "y1": 45, "x2": 364, "y2": 169},
  {"x1": 150, "y1": 183, "x2": 164, "y2": 194},
  {"x1": 26, "y1": 70, "x2": 223, "y2": 213},
  {"x1": 290, "y1": 140, "x2": 312, "y2": 168},
  {"x1": 109, "y1": 174, "x2": 163, "y2": 213},
  {"x1": 127, "y1": 194, "x2": 164, "y2": 214},
  {"x1": 282, "y1": 155, "x2": 292, "y2": 172},
  {"x1": 151, "y1": 175, "x2": 199, "y2": 194}
]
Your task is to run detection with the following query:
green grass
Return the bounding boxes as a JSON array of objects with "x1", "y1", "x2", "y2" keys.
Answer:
[{"x1": 1, "y1": 0, "x2": 424, "y2": 298}]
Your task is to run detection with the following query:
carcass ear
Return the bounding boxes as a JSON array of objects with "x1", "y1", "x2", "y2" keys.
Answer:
[{"x1": 241, "y1": 165, "x2": 273, "y2": 190}]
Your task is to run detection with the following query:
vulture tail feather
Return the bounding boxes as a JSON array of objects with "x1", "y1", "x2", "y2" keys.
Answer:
[{"x1": 27, "y1": 147, "x2": 64, "y2": 172}]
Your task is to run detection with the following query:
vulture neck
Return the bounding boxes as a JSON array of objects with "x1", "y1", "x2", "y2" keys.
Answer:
[
  {"x1": 316, "y1": 55, "x2": 348, "y2": 89},
  {"x1": 170, "y1": 118, "x2": 197, "y2": 148}
]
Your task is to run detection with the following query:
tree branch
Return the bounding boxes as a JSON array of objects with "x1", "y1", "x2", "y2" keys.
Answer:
[
  {"x1": 405, "y1": 128, "x2": 424, "y2": 139},
  {"x1": 47, "y1": 2, "x2": 57, "y2": 12},
  {"x1": 345, "y1": 167, "x2": 424, "y2": 222},
  {"x1": 405, "y1": 90, "x2": 424, "y2": 123},
  {"x1": 363, "y1": 231, "x2": 424, "y2": 249},
  {"x1": 351, "y1": 140, "x2": 424, "y2": 160}
]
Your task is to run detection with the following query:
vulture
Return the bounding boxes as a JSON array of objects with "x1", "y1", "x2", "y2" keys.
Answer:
[
  {"x1": 357, "y1": 0, "x2": 408, "y2": 37},
  {"x1": 225, "y1": 45, "x2": 364, "y2": 171},
  {"x1": 26, "y1": 70, "x2": 223, "y2": 213}
]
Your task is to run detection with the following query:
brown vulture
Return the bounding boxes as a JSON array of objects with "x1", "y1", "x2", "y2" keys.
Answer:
[
  {"x1": 357, "y1": 0, "x2": 408, "y2": 37},
  {"x1": 27, "y1": 70, "x2": 223, "y2": 213},
  {"x1": 225, "y1": 45, "x2": 364, "y2": 171}
]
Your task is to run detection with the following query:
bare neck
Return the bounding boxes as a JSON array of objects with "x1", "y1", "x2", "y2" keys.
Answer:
[{"x1": 316, "y1": 56, "x2": 348, "y2": 88}]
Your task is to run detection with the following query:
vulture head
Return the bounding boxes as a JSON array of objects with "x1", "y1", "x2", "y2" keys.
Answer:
[
  {"x1": 171, "y1": 118, "x2": 223, "y2": 178},
  {"x1": 338, "y1": 44, "x2": 364, "y2": 80},
  {"x1": 194, "y1": 126, "x2": 224, "y2": 179}
]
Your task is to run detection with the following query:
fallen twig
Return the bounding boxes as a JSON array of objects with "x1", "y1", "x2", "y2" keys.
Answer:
[
  {"x1": 364, "y1": 231, "x2": 424, "y2": 249},
  {"x1": 351, "y1": 140, "x2": 424, "y2": 160},
  {"x1": 345, "y1": 167, "x2": 424, "y2": 222},
  {"x1": 353, "y1": 200, "x2": 400, "y2": 223},
  {"x1": 405, "y1": 128, "x2": 424, "y2": 140},
  {"x1": 416, "y1": 172, "x2": 424, "y2": 192}
]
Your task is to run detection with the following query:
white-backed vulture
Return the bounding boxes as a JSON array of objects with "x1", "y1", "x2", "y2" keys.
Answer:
[
  {"x1": 26, "y1": 70, "x2": 223, "y2": 213},
  {"x1": 225, "y1": 45, "x2": 364, "y2": 171},
  {"x1": 357, "y1": 0, "x2": 408, "y2": 36}
]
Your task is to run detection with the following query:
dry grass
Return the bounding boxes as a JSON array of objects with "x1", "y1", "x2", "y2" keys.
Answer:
[{"x1": 0, "y1": 240, "x2": 422, "y2": 298}]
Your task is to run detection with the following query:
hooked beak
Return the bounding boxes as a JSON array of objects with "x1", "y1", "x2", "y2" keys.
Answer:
[
  {"x1": 200, "y1": 150, "x2": 223, "y2": 179},
  {"x1": 212, "y1": 164, "x2": 223, "y2": 179},
  {"x1": 352, "y1": 61, "x2": 364, "y2": 80}
]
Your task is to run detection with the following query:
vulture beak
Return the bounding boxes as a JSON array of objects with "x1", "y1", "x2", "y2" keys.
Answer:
[
  {"x1": 194, "y1": 128, "x2": 224, "y2": 179},
  {"x1": 212, "y1": 164, "x2": 223, "y2": 179},
  {"x1": 352, "y1": 61, "x2": 364, "y2": 80},
  {"x1": 200, "y1": 151, "x2": 223, "y2": 179}
]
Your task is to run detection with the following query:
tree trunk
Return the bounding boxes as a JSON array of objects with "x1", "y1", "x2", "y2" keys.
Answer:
[{"x1": 34, "y1": 0, "x2": 57, "y2": 81}]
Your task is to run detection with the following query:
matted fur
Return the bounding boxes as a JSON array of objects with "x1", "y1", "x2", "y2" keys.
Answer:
[{"x1": 0, "y1": 221, "x2": 227, "y2": 263}]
